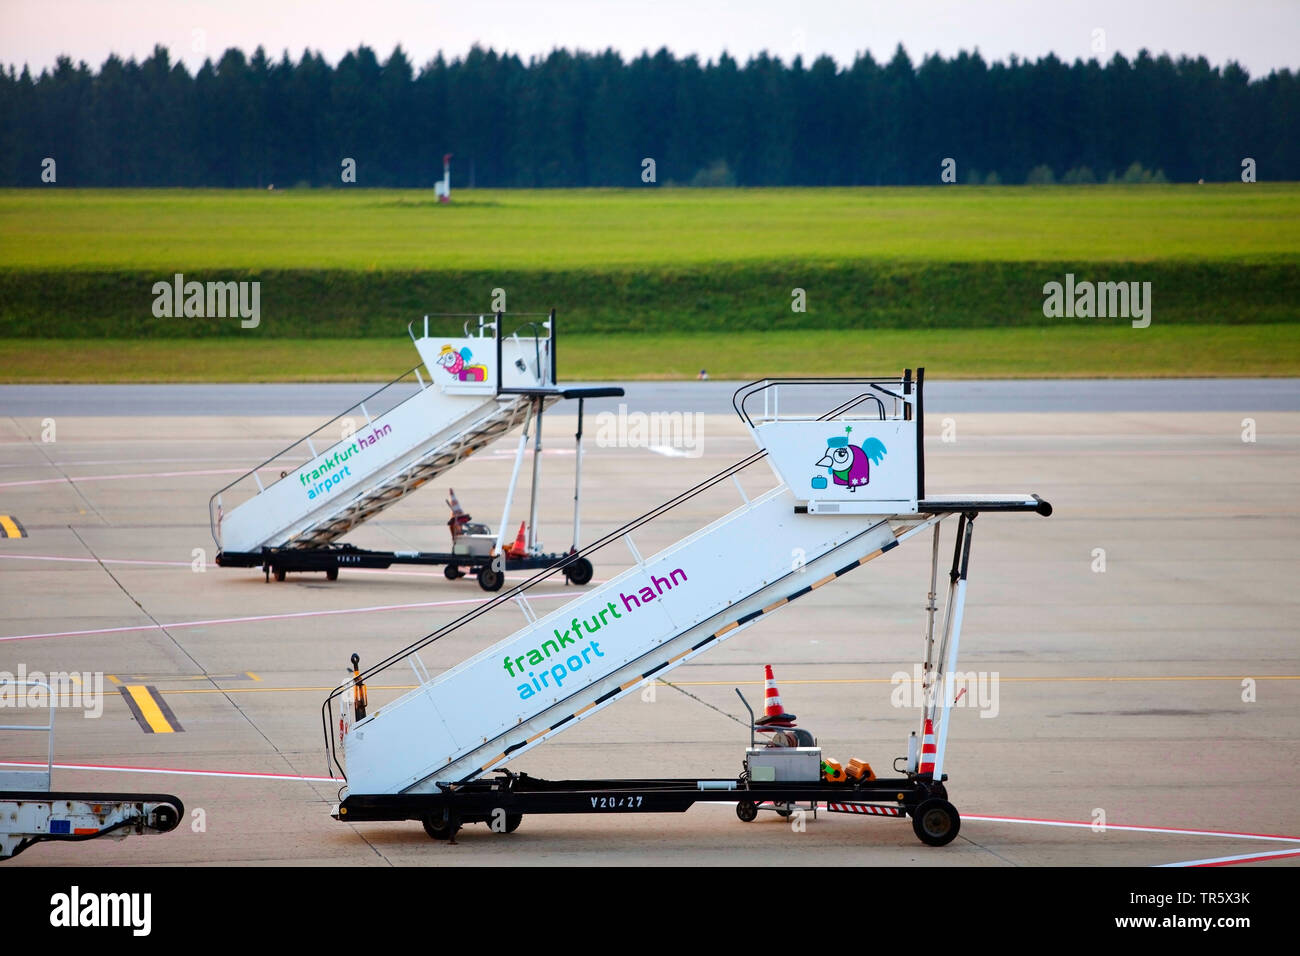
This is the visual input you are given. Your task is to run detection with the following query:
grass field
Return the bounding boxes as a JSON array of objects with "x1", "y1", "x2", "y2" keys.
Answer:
[
  {"x1": 3, "y1": 326, "x2": 1297, "y2": 382},
  {"x1": 5, "y1": 185, "x2": 1299, "y2": 270},
  {"x1": 1, "y1": 185, "x2": 1297, "y2": 379}
]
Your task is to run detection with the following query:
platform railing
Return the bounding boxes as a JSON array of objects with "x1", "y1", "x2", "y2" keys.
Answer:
[
  {"x1": 0, "y1": 680, "x2": 54, "y2": 792},
  {"x1": 733, "y1": 375, "x2": 916, "y2": 426}
]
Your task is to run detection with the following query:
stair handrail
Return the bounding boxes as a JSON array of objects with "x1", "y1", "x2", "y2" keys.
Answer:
[{"x1": 208, "y1": 363, "x2": 430, "y2": 545}]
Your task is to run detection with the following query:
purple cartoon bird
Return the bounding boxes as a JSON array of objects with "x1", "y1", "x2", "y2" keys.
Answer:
[{"x1": 816, "y1": 427, "x2": 887, "y2": 492}]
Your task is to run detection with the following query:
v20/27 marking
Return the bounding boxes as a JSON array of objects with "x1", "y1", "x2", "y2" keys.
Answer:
[{"x1": 590, "y1": 795, "x2": 645, "y2": 809}]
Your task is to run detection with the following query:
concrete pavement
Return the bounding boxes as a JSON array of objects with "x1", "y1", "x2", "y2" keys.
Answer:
[{"x1": 0, "y1": 407, "x2": 1297, "y2": 865}]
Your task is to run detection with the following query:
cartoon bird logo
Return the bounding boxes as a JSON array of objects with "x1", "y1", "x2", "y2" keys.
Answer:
[
  {"x1": 436, "y1": 344, "x2": 488, "y2": 382},
  {"x1": 816, "y1": 426, "x2": 886, "y2": 491}
]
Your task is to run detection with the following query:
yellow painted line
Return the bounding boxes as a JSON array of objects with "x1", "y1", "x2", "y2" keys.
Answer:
[
  {"x1": 124, "y1": 684, "x2": 178, "y2": 733},
  {"x1": 106, "y1": 675, "x2": 122, "y2": 685},
  {"x1": 246, "y1": 671, "x2": 262, "y2": 681},
  {"x1": 0, "y1": 515, "x2": 24, "y2": 538},
  {"x1": 113, "y1": 672, "x2": 261, "y2": 683},
  {"x1": 150, "y1": 675, "x2": 1300, "y2": 695}
]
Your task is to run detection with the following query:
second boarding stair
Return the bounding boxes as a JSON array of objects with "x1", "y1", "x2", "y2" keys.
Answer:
[{"x1": 211, "y1": 316, "x2": 563, "y2": 556}]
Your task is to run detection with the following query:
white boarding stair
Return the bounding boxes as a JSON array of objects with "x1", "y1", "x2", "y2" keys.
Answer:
[
  {"x1": 211, "y1": 317, "x2": 560, "y2": 554},
  {"x1": 328, "y1": 374, "x2": 1050, "y2": 798}
]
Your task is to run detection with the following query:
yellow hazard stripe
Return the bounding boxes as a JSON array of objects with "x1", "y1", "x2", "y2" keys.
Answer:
[
  {"x1": 0, "y1": 515, "x2": 23, "y2": 538},
  {"x1": 125, "y1": 685, "x2": 177, "y2": 733}
]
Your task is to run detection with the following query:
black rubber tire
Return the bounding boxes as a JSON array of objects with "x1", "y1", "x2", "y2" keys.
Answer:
[
  {"x1": 564, "y1": 557, "x2": 594, "y2": 586},
  {"x1": 273, "y1": 568, "x2": 286, "y2": 582},
  {"x1": 496, "y1": 813, "x2": 523, "y2": 834},
  {"x1": 911, "y1": 798, "x2": 960, "y2": 847},
  {"x1": 150, "y1": 805, "x2": 180, "y2": 832},
  {"x1": 775, "y1": 804, "x2": 794, "y2": 818},
  {"x1": 326, "y1": 568, "x2": 339, "y2": 581},
  {"x1": 736, "y1": 800, "x2": 759, "y2": 823},
  {"x1": 422, "y1": 813, "x2": 458, "y2": 841},
  {"x1": 477, "y1": 565, "x2": 504, "y2": 592},
  {"x1": 444, "y1": 564, "x2": 462, "y2": 581}
]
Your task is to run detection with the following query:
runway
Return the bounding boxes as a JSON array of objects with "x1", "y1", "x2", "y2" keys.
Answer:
[
  {"x1": 0, "y1": 399, "x2": 1297, "y2": 865},
  {"x1": 3, "y1": 377, "x2": 1299, "y2": 417}
]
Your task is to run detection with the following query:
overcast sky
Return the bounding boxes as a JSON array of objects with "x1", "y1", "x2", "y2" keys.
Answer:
[{"x1": 3, "y1": 0, "x2": 1297, "y2": 77}]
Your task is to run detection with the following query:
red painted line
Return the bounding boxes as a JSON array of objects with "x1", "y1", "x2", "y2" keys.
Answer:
[
  {"x1": 1173, "y1": 849, "x2": 1300, "y2": 867},
  {"x1": 0, "y1": 554, "x2": 195, "y2": 568},
  {"x1": 0, "y1": 468, "x2": 247, "y2": 488},
  {"x1": 0, "y1": 552, "x2": 611, "y2": 584},
  {"x1": 707, "y1": 804, "x2": 1300, "y2": 847},
  {"x1": 0, "y1": 759, "x2": 343, "y2": 783},
  {"x1": 964, "y1": 813, "x2": 1300, "y2": 844},
  {"x1": 0, "y1": 456, "x2": 280, "y2": 470},
  {"x1": 0, "y1": 588, "x2": 584, "y2": 643}
]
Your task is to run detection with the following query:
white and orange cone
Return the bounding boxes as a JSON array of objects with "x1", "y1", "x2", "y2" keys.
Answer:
[
  {"x1": 755, "y1": 664, "x2": 797, "y2": 727},
  {"x1": 919, "y1": 717, "x2": 937, "y2": 775}
]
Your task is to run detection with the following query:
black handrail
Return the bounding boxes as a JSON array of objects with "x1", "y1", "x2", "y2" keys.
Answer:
[
  {"x1": 404, "y1": 311, "x2": 553, "y2": 344},
  {"x1": 208, "y1": 363, "x2": 429, "y2": 546},
  {"x1": 732, "y1": 376, "x2": 915, "y2": 426}
]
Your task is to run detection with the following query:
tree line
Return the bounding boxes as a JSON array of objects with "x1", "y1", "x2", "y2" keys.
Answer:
[{"x1": 1, "y1": 43, "x2": 1295, "y2": 188}]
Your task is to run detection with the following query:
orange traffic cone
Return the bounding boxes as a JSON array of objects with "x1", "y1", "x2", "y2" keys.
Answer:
[
  {"x1": 919, "y1": 717, "x2": 937, "y2": 775},
  {"x1": 754, "y1": 664, "x2": 797, "y2": 726},
  {"x1": 505, "y1": 521, "x2": 527, "y2": 557}
]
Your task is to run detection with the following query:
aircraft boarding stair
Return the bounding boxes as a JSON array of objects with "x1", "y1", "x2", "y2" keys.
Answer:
[
  {"x1": 325, "y1": 373, "x2": 1051, "y2": 801},
  {"x1": 211, "y1": 314, "x2": 570, "y2": 566}
]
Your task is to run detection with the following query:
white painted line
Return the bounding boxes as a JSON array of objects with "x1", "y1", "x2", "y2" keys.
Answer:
[
  {"x1": 647, "y1": 445, "x2": 690, "y2": 458},
  {"x1": 0, "y1": 759, "x2": 342, "y2": 783},
  {"x1": 1158, "y1": 848, "x2": 1300, "y2": 867}
]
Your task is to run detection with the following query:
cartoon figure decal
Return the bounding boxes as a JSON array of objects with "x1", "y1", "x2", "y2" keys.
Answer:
[
  {"x1": 815, "y1": 425, "x2": 886, "y2": 492},
  {"x1": 436, "y1": 344, "x2": 488, "y2": 382}
]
